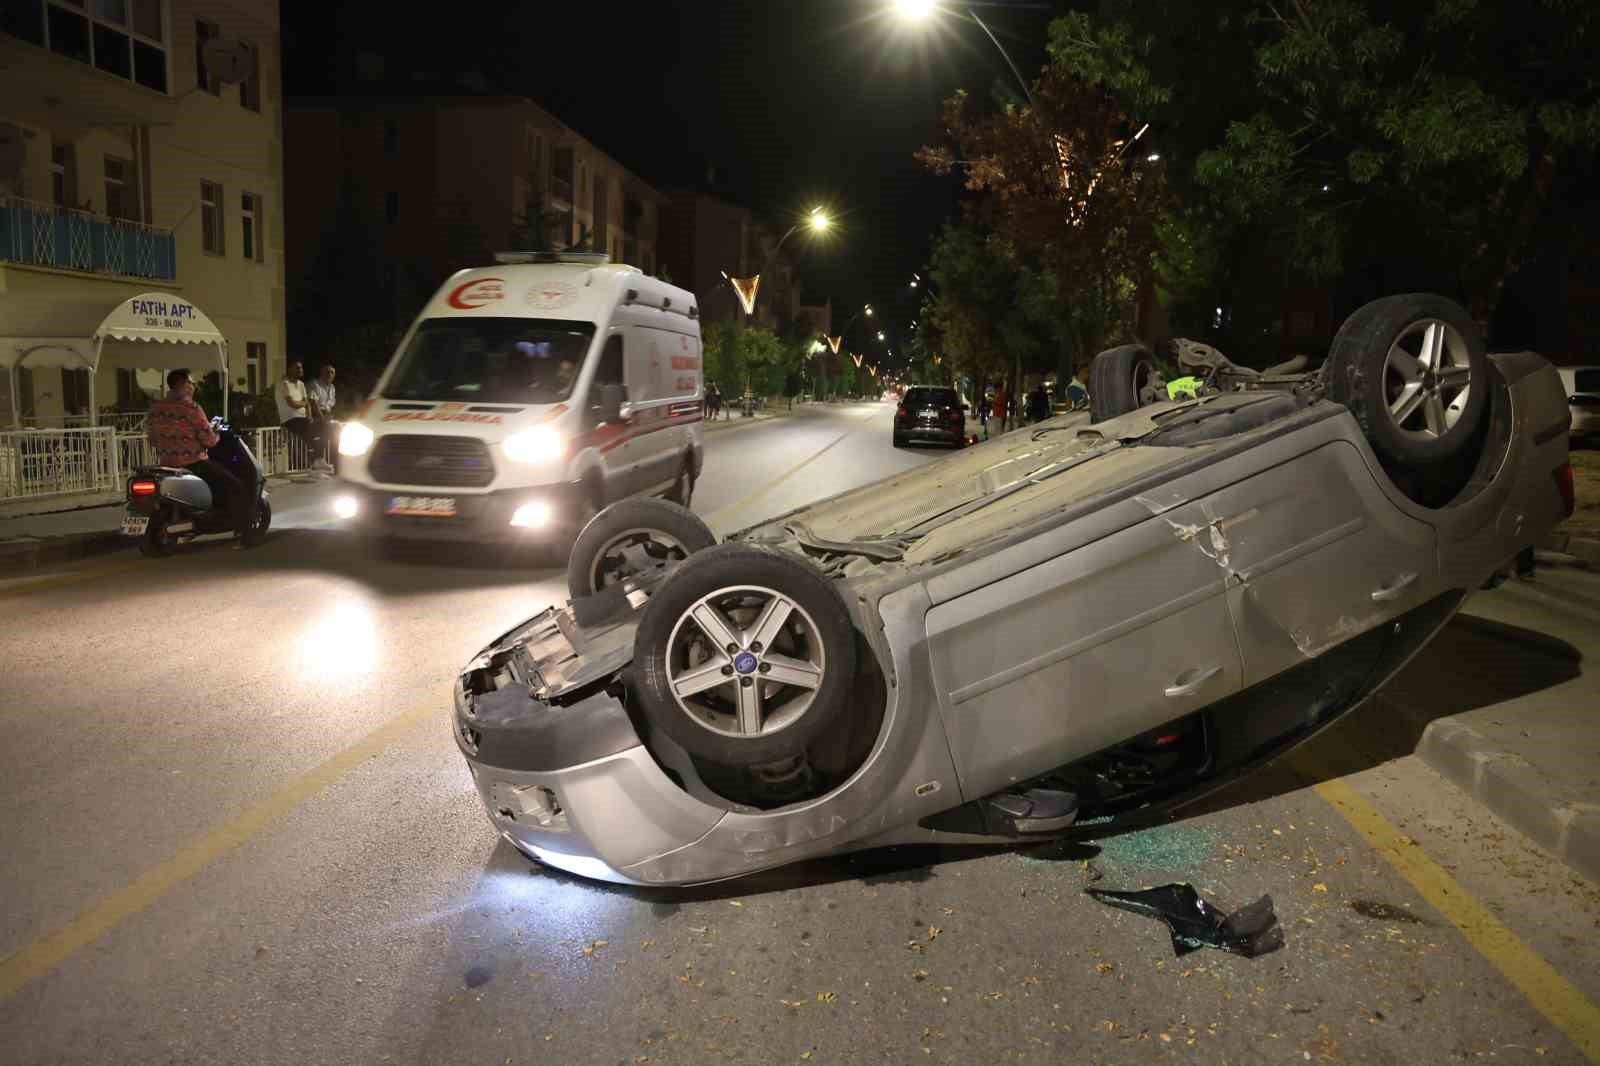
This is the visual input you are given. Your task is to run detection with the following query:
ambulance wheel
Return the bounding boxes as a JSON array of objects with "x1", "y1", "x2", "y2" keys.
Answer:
[{"x1": 665, "y1": 456, "x2": 695, "y2": 508}]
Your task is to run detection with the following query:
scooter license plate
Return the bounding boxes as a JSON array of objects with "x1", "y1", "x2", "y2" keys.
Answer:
[
  {"x1": 387, "y1": 495, "x2": 456, "y2": 517},
  {"x1": 121, "y1": 513, "x2": 149, "y2": 536}
]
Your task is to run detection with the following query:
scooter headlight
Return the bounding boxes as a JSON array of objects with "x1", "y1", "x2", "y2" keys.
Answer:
[
  {"x1": 502, "y1": 426, "x2": 565, "y2": 464},
  {"x1": 338, "y1": 422, "x2": 375, "y2": 457}
]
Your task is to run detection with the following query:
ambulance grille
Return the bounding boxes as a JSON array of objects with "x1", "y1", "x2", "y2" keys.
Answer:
[{"x1": 368, "y1": 435, "x2": 495, "y2": 488}]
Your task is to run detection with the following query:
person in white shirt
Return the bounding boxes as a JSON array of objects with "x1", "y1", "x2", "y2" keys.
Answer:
[
  {"x1": 277, "y1": 360, "x2": 331, "y2": 475},
  {"x1": 306, "y1": 364, "x2": 338, "y2": 472}
]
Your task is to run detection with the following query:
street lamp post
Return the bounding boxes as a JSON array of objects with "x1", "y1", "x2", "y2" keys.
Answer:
[{"x1": 892, "y1": 0, "x2": 1044, "y2": 108}]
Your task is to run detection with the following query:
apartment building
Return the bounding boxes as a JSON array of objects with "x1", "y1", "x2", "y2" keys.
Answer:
[
  {"x1": 0, "y1": 0, "x2": 286, "y2": 426},
  {"x1": 658, "y1": 189, "x2": 804, "y2": 333},
  {"x1": 285, "y1": 91, "x2": 668, "y2": 362}
]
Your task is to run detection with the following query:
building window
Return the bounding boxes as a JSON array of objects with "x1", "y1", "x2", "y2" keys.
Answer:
[
  {"x1": 62, "y1": 367, "x2": 91, "y2": 416},
  {"x1": 246, "y1": 342, "x2": 266, "y2": 394},
  {"x1": 50, "y1": 143, "x2": 76, "y2": 209},
  {"x1": 195, "y1": 18, "x2": 220, "y2": 95},
  {"x1": 240, "y1": 191, "x2": 261, "y2": 261},
  {"x1": 384, "y1": 190, "x2": 398, "y2": 224},
  {"x1": 383, "y1": 119, "x2": 398, "y2": 154},
  {"x1": 238, "y1": 39, "x2": 260, "y2": 111},
  {"x1": 104, "y1": 155, "x2": 138, "y2": 221},
  {"x1": 19, "y1": 0, "x2": 167, "y2": 92},
  {"x1": 200, "y1": 180, "x2": 224, "y2": 255}
]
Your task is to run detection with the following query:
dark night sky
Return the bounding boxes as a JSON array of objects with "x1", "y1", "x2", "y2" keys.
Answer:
[{"x1": 281, "y1": 0, "x2": 1068, "y2": 338}]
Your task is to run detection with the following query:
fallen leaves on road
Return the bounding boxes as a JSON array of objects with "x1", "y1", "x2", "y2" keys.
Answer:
[
  {"x1": 816, "y1": 991, "x2": 837, "y2": 1004},
  {"x1": 1313, "y1": 883, "x2": 1328, "y2": 893},
  {"x1": 1094, "y1": 961, "x2": 1115, "y2": 975},
  {"x1": 581, "y1": 939, "x2": 609, "y2": 957}
]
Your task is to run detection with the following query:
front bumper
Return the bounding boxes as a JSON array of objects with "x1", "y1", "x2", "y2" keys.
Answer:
[
  {"x1": 452, "y1": 610, "x2": 725, "y2": 884},
  {"x1": 335, "y1": 479, "x2": 583, "y2": 541}
]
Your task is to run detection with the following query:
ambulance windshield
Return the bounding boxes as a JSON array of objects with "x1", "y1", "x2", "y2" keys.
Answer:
[{"x1": 383, "y1": 318, "x2": 596, "y2": 404}]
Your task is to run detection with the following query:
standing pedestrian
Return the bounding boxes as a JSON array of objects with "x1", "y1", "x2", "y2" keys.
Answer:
[
  {"x1": 307, "y1": 363, "x2": 339, "y2": 475},
  {"x1": 277, "y1": 359, "x2": 323, "y2": 471}
]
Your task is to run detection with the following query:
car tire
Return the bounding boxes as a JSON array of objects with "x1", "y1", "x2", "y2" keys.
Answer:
[
  {"x1": 632, "y1": 543, "x2": 857, "y2": 767},
  {"x1": 892, "y1": 433, "x2": 905, "y2": 448},
  {"x1": 1325, "y1": 293, "x2": 1489, "y2": 468},
  {"x1": 567, "y1": 497, "x2": 716, "y2": 599},
  {"x1": 1089, "y1": 343, "x2": 1164, "y2": 423}
]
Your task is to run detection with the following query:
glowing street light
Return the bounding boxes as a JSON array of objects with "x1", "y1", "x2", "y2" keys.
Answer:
[{"x1": 891, "y1": 0, "x2": 1036, "y2": 108}]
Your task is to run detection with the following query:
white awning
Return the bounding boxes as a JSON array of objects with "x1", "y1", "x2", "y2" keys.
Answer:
[
  {"x1": 3, "y1": 294, "x2": 230, "y2": 426},
  {"x1": 92, "y1": 292, "x2": 225, "y2": 348}
]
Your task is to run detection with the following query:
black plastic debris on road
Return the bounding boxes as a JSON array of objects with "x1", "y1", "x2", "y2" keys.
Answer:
[{"x1": 1085, "y1": 883, "x2": 1286, "y2": 958}]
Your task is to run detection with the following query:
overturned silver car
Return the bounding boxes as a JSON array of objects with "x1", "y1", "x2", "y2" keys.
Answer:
[{"x1": 452, "y1": 294, "x2": 1576, "y2": 885}]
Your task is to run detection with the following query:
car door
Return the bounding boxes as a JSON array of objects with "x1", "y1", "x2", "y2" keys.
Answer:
[
  {"x1": 1198, "y1": 439, "x2": 1437, "y2": 686},
  {"x1": 924, "y1": 503, "x2": 1245, "y2": 802}
]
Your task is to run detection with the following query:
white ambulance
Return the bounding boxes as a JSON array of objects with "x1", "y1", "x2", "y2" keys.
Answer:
[{"x1": 332, "y1": 252, "x2": 705, "y2": 546}]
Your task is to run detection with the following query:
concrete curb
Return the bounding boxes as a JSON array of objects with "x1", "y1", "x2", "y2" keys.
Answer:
[
  {"x1": 1416, "y1": 718, "x2": 1600, "y2": 884},
  {"x1": 0, "y1": 530, "x2": 132, "y2": 576}
]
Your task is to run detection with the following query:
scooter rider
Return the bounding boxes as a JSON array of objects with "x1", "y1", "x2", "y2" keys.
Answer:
[{"x1": 146, "y1": 368, "x2": 251, "y2": 542}]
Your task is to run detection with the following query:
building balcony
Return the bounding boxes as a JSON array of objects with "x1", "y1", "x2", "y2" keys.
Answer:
[{"x1": 0, "y1": 196, "x2": 176, "y2": 282}]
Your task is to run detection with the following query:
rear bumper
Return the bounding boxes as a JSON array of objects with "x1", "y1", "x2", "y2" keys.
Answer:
[
  {"x1": 334, "y1": 479, "x2": 583, "y2": 541},
  {"x1": 896, "y1": 422, "x2": 964, "y2": 444}
]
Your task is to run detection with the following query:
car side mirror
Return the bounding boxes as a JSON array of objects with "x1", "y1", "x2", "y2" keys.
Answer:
[{"x1": 595, "y1": 382, "x2": 626, "y2": 423}]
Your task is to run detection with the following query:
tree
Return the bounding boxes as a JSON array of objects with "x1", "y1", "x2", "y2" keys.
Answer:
[
  {"x1": 917, "y1": 17, "x2": 1173, "y2": 367},
  {"x1": 1190, "y1": 0, "x2": 1600, "y2": 327}
]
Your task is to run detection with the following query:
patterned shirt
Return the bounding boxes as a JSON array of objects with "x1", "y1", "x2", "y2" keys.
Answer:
[{"x1": 147, "y1": 391, "x2": 219, "y2": 466}]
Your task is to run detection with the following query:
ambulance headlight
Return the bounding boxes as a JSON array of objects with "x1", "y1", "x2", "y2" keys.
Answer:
[
  {"x1": 338, "y1": 422, "x2": 375, "y2": 458},
  {"x1": 502, "y1": 426, "x2": 565, "y2": 464}
]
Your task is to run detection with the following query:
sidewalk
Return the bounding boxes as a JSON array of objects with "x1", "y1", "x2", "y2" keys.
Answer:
[
  {"x1": 0, "y1": 474, "x2": 342, "y2": 575},
  {"x1": 1402, "y1": 559, "x2": 1600, "y2": 882},
  {"x1": 0, "y1": 409, "x2": 805, "y2": 574}
]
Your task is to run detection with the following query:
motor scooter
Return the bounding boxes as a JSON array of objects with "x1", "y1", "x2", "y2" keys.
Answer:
[{"x1": 122, "y1": 419, "x2": 271, "y2": 556}]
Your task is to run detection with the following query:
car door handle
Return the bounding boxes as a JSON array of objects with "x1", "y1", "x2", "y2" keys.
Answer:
[
  {"x1": 1165, "y1": 665, "x2": 1223, "y2": 699},
  {"x1": 1370, "y1": 572, "x2": 1419, "y2": 603}
]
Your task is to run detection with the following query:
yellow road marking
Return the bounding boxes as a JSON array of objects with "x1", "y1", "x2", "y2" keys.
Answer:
[
  {"x1": 0, "y1": 699, "x2": 441, "y2": 1002},
  {"x1": 1294, "y1": 749, "x2": 1600, "y2": 1063}
]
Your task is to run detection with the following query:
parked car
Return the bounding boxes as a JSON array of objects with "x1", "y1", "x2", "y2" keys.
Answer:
[
  {"x1": 452, "y1": 293, "x2": 1574, "y2": 886},
  {"x1": 1558, "y1": 366, "x2": 1600, "y2": 442},
  {"x1": 893, "y1": 385, "x2": 967, "y2": 448}
]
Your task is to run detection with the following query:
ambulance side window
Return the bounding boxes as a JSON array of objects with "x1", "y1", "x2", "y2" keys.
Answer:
[{"x1": 595, "y1": 335, "x2": 625, "y2": 395}]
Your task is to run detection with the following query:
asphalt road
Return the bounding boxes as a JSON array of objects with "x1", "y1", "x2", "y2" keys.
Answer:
[{"x1": 2, "y1": 402, "x2": 1597, "y2": 1065}]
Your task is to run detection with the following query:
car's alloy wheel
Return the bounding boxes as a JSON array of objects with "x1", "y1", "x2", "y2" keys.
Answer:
[
  {"x1": 1326, "y1": 293, "x2": 1489, "y2": 468},
  {"x1": 664, "y1": 585, "x2": 826, "y2": 740},
  {"x1": 1379, "y1": 319, "x2": 1475, "y2": 442},
  {"x1": 633, "y1": 543, "x2": 857, "y2": 766}
]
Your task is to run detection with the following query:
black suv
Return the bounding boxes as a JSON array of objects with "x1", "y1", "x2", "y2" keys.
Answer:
[{"x1": 893, "y1": 386, "x2": 968, "y2": 448}]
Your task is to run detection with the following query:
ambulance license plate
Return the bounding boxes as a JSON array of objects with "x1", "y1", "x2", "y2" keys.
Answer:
[{"x1": 387, "y1": 496, "x2": 456, "y2": 518}]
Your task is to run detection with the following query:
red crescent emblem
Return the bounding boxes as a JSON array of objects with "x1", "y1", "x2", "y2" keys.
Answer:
[{"x1": 447, "y1": 278, "x2": 505, "y2": 310}]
